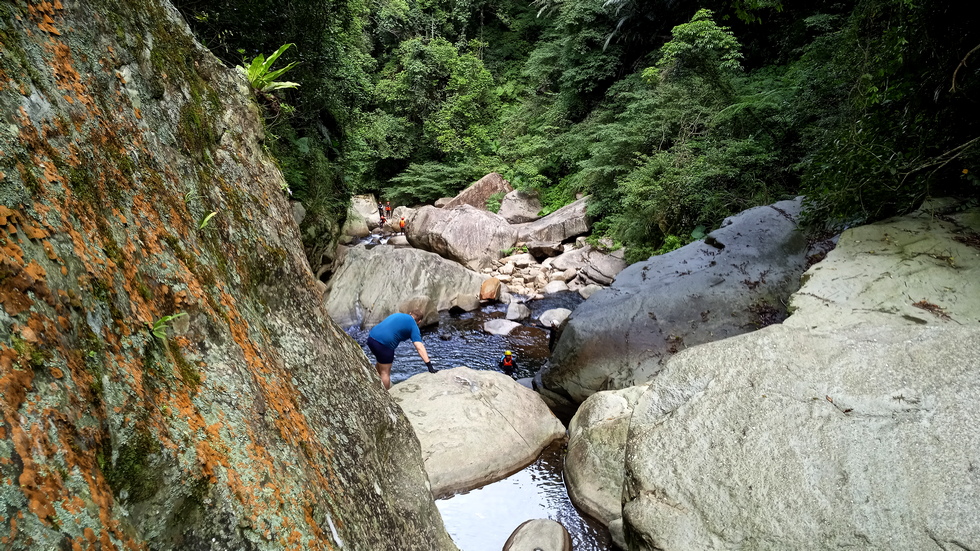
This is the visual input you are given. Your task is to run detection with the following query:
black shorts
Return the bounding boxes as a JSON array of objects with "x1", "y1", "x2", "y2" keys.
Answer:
[{"x1": 367, "y1": 337, "x2": 395, "y2": 364}]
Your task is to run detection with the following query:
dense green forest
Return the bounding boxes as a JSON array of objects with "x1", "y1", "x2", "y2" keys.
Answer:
[{"x1": 174, "y1": 0, "x2": 979, "y2": 262}]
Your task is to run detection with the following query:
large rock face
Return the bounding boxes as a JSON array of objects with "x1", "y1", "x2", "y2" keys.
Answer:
[
  {"x1": 498, "y1": 189, "x2": 541, "y2": 224},
  {"x1": 407, "y1": 204, "x2": 518, "y2": 270},
  {"x1": 389, "y1": 367, "x2": 566, "y2": 498},
  {"x1": 324, "y1": 245, "x2": 487, "y2": 328},
  {"x1": 443, "y1": 172, "x2": 513, "y2": 210},
  {"x1": 622, "y1": 323, "x2": 980, "y2": 551},
  {"x1": 542, "y1": 198, "x2": 810, "y2": 403},
  {"x1": 515, "y1": 196, "x2": 590, "y2": 246},
  {"x1": 0, "y1": 3, "x2": 453, "y2": 550},
  {"x1": 785, "y1": 200, "x2": 980, "y2": 329}
]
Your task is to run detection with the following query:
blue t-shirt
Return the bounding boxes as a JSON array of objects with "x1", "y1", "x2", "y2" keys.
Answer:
[{"x1": 368, "y1": 313, "x2": 422, "y2": 350}]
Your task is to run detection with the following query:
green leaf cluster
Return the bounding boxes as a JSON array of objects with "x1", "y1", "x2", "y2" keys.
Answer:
[{"x1": 238, "y1": 43, "x2": 300, "y2": 92}]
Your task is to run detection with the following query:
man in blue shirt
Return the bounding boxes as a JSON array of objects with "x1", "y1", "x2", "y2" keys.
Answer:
[{"x1": 367, "y1": 310, "x2": 436, "y2": 389}]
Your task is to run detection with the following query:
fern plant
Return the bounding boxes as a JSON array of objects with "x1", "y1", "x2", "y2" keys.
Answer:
[{"x1": 238, "y1": 44, "x2": 300, "y2": 93}]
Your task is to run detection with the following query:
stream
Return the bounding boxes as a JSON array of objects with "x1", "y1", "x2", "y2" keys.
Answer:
[{"x1": 343, "y1": 291, "x2": 612, "y2": 550}]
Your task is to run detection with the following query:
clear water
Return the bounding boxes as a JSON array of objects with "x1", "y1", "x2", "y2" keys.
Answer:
[
  {"x1": 436, "y1": 442, "x2": 612, "y2": 551},
  {"x1": 343, "y1": 292, "x2": 612, "y2": 550}
]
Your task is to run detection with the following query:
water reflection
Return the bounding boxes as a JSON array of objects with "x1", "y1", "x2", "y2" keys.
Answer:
[{"x1": 436, "y1": 442, "x2": 611, "y2": 551}]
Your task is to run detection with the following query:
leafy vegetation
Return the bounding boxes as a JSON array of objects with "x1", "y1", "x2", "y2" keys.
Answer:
[
  {"x1": 238, "y1": 43, "x2": 300, "y2": 92},
  {"x1": 174, "y1": 0, "x2": 979, "y2": 263}
]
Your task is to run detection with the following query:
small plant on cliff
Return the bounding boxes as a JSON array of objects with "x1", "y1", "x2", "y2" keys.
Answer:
[
  {"x1": 198, "y1": 211, "x2": 217, "y2": 230},
  {"x1": 238, "y1": 43, "x2": 300, "y2": 93},
  {"x1": 150, "y1": 313, "x2": 187, "y2": 340}
]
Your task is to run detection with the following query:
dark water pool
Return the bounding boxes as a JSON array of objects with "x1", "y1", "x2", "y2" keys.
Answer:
[{"x1": 343, "y1": 292, "x2": 612, "y2": 550}]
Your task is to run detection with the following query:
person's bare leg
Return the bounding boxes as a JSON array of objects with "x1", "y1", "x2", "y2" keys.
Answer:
[{"x1": 376, "y1": 362, "x2": 393, "y2": 389}]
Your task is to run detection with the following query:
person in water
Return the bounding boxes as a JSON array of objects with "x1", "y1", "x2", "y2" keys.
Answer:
[
  {"x1": 497, "y1": 350, "x2": 517, "y2": 374},
  {"x1": 367, "y1": 310, "x2": 436, "y2": 389}
]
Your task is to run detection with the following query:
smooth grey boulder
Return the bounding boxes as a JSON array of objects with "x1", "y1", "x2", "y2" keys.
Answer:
[
  {"x1": 387, "y1": 234, "x2": 410, "y2": 247},
  {"x1": 502, "y1": 519, "x2": 572, "y2": 551},
  {"x1": 542, "y1": 280, "x2": 569, "y2": 294},
  {"x1": 390, "y1": 367, "x2": 566, "y2": 498},
  {"x1": 514, "y1": 196, "x2": 591, "y2": 245},
  {"x1": 622, "y1": 322, "x2": 980, "y2": 551},
  {"x1": 454, "y1": 293, "x2": 481, "y2": 312},
  {"x1": 507, "y1": 302, "x2": 531, "y2": 320},
  {"x1": 408, "y1": 205, "x2": 518, "y2": 271},
  {"x1": 578, "y1": 284, "x2": 602, "y2": 299},
  {"x1": 443, "y1": 172, "x2": 513, "y2": 210},
  {"x1": 565, "y1": 386, "x2": 647, "y2": 527},
  {"x1": 484, "y1": 319, "x2": 522, "y2": 335},
  {"x1": 786, "y1": 201, "x2": 980, "y2": 330},
  {"x1": 542, "y1": 198, "x2": 810, "y2": 403},
  {"x1": 324, "y1": 245, "x2": 487, "y2": 328},
  {"x1": 538, "y1": 308, "x2": 571, "y2": 328},
  {"x1": 550, "y1": 244, "x2": 627, "y2": 286},
  {"x1": 498, "y1": 189, "x2": 542, "y2": 224}
]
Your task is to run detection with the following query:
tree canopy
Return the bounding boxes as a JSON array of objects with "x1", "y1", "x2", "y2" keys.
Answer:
[{"x1": 175, "y1": 0, "x2": 980, "y2": 261}]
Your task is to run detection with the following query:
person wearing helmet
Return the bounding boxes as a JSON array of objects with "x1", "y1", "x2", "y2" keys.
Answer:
[
  {"x1": 497, "y1": 350, "x2": 517, "y2": 374},
  {"x1": 399, "y1": 216, "x2": 406, "y2": 234}
]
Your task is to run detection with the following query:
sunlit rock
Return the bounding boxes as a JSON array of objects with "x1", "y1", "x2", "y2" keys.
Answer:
[
  {"x1": 390, "y1": 367, "x2": 566, "y2": 498},
  {"x1": 325, "y1": 245, "x2": 486, "y2": 328}
]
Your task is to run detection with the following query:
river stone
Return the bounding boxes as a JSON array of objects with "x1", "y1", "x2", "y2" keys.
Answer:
[
  {"x1": 539, "y1": 308, "x2": 571, "y2": 328},
  {"x1": 542, "y1": 198, "x2": 810, "y2": 403},
  {"x1": 498, "y1": 189, "x2": 542, "y2": 224},
  {"x1": 0, "y1": 4, "x2": 455, "y2": 548},
  {"x1": 390, "y1": 367, "x2": 566, "y2": 497},
  {"x1": 387, "y1": 234, "x2": 410, "y2": 247},
  {"x1": 443, "y1": 172, "x2": 514, "y2": 210},
  {"x1": 786, "y1": 200, "x2": 980, "y2": 330},
  {"x1": 550, "y1": 244, "x2": 627, "y2": 286},
  {"x1": 325, "y1": 245, "x2": 487, "y2": 328},
  {"x1": 565, "y1": 386, "x2": 647, "y2": 526},
  {"x1": 481, "y1": 277, "x2": 502, "y2": 300},
  {"x1": 435, "y1": 197, "x2": 453, "y2": 208},
  {"x1": 507, "y1": 302, "x2": 531, "y2": 321},
  {"x1": 408, "y1": 204, "x2": 519, "y2": 270},
  {"x1": 454, "y1": 292, "x2": 481, "y2": 312},
  {"x1": 526, "y1": 240, "x2": 564, "y2": 258},
  {"x1": 623, "y1": 322, "x2": 980, "y2": 551},
  {"x1": 578, "y1": 284, "x2": 602, "y2": 299},
  {"x1": 502, "y1": 519, "x2": 573, "y2": 551},
  {"x1": 485, "y1": 319, "x2": 522, "y2": 335},
  {"x1": 542, "y1": 280, "x2": 569, "y2": 294},
  {"x1": 515, "y1": 196, "x2": 591, "y2": 245}
]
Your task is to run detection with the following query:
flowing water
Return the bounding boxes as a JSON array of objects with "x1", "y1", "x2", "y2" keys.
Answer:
[{"x1": 343, "y1": 292, "x2": 612, "y2": 550}]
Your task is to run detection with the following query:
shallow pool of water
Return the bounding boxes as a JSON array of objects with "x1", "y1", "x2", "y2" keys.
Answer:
[
  {"x1": 343, "y1": 292, "x2": 612, "y2": 549},
  {"x1": 436, "y1": 442, "x2": 611, "y2": 551}
]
